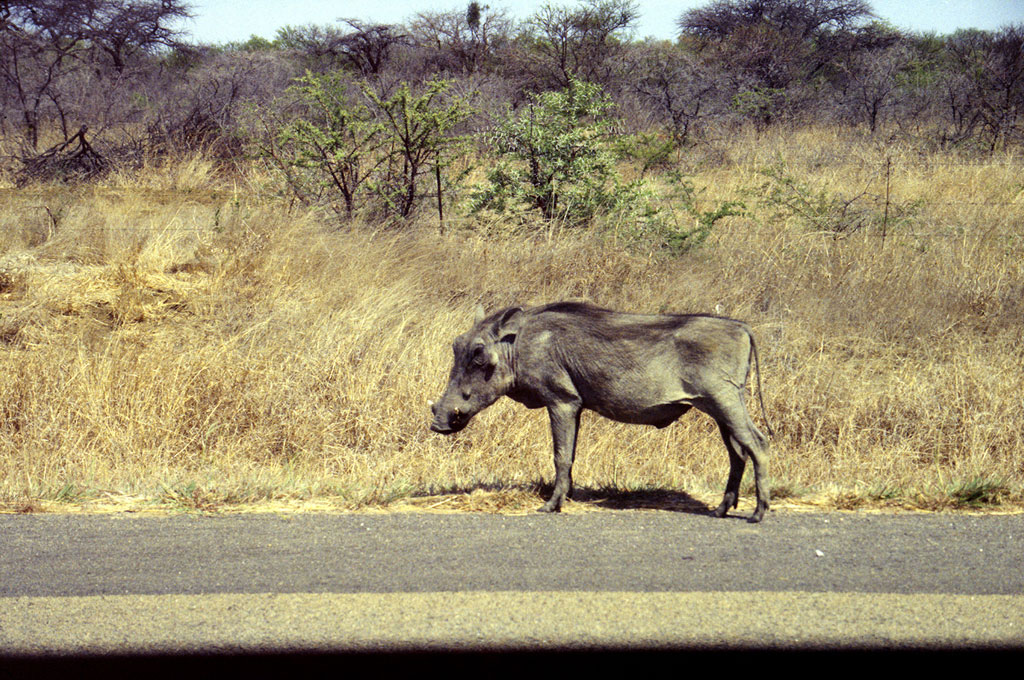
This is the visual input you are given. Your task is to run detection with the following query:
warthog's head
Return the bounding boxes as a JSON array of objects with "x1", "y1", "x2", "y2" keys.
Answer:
[{"x1": 430, "y1": 306, "x2": 523, "y2": 434}]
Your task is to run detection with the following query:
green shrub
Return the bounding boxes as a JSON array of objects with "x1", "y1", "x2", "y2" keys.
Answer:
[
  {"x1": 270, "y1": 71, "x2": 384, "y2": 217},
  {"x1": 361, "y1": 80, "x2": 472, "y2": 221},
  {"x1": 257, "y1": 72, "x2": 470, "y2": 222},
  {"x1": 756, "y1": 158, "x2": 922, "y2": 238},
  {"x1": 470, "y1": 78, "x2": 639, "y2": 226},
  {"x1": 621, "y1": 171, "x2": 745, "y2": 255}
]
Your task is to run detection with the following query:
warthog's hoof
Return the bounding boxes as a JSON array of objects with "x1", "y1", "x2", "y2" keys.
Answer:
[{"x1": 748, "y1": 502, "x2": 768, "y2": 523}]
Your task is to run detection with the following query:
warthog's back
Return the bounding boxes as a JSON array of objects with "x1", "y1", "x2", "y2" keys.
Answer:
[
  {"x1": 514, "y1": 302, "x2": 756, "y2": 423},
  {"x1": 522, "y1": 302, "x2": 753, "y2": 374}
]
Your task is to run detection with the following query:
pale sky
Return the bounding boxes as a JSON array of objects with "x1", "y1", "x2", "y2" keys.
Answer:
[{"x1": 184, "y1": 0, "x2": 1024, "y2": 45}]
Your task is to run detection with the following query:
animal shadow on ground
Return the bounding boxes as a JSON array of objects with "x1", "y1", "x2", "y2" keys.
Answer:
[
  {"x1": 410, "y1": 482, "x2": 718, "y2": 516},
  {"x1": 569, "y1": 486, "x2": 713, "y2": 515}
]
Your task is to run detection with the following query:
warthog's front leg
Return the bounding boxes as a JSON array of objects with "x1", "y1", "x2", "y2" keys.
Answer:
[
  {"x1": 713, "y1": 427, "x2": 747, "y2": 519},
  {"x1": 538, "y1": 402, "x2": 581, "y2": 513}
]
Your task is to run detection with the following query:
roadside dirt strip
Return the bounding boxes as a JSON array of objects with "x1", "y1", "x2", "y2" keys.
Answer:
[{"x1": 2, "y1": 591, "x2": 1023, "y2": 653}]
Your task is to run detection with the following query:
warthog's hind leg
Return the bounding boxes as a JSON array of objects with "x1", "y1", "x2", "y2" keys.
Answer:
[{"x1": 708, "y1": 394, "x2": 771, "y2": 523}]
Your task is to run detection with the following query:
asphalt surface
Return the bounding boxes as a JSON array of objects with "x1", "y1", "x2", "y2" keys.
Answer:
[{"x1": 1, "y1": 510, "x2": 1022, "y2": 657}]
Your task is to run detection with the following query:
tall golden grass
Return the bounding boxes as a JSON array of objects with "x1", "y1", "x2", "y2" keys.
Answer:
[{"x1": 0, "y1": 126, "x2": 1021, "y2": 513}]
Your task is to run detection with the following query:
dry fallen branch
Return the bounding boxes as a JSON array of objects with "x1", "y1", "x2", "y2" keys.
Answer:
[{"x1": 16, "y1": 126, "x2": 107, "y2": 186}]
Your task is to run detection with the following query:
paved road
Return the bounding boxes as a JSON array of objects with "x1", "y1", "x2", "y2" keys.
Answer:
[{"x1": 1, "y1": 511, "x2": 1022, "y2": 656}]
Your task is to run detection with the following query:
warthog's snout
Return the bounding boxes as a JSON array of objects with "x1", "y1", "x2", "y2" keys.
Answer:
[{"x1": 428, "y1": 399, "x2": 470, "y2": 434}]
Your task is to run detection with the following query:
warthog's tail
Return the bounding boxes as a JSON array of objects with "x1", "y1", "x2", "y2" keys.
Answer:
[{"x1": 748, "y1": 330, "x2": 774, "y2": 438}]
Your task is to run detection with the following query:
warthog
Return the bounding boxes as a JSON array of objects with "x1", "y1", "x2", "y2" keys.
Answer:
[{"x1": 430, "y1": 301, "x2": 773, "y2": 522}]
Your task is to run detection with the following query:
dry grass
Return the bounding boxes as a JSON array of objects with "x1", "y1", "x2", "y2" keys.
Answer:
[{"x1": 0, "y1": 129, "x2": 1021, "y2": 515}]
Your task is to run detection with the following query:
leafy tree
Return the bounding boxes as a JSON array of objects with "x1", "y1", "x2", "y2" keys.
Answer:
[
  {"x1": 637, "y1": 171, "x2": 745, "y2": 255},
  {"x1": 260, "y1": 74, "x2": 471, "y2": 221},
  {"x1": 224, "y1": 35, "x2": 278, "y2": 52},
  {"x1": 471, "y1": 78, "x2": 633, "y2": 224},
  {"x1": 362, "y1": 79, "x2": 473, "y2": 219},
  {"x1": 467, "y1": 2, "x2": 483, "y2": 32},
  {"x1": 679, "y1": 0, "x2": 873, "y2": 41},
  {"x1": 269, "y1": 72, "x2": 386, "y2": 216}
]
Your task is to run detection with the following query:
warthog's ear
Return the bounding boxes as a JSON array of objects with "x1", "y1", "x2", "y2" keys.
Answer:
[{"x1": 495, "y1": 307, "x2": 523, "y2": 344}]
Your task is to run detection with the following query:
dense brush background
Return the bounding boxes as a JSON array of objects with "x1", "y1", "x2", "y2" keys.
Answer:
[{"x1": 0, "y1": 1, "x2": 1021, "y2": 512}]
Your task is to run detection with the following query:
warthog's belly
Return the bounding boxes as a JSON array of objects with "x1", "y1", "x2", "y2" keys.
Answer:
[{"x1": 590, "y1": 402, "x2": 693, "y2": 428}]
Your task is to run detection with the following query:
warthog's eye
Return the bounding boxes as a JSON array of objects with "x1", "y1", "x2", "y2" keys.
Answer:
[{"x1": 471, "y1": 345, "x2": 488, "y2": 366}]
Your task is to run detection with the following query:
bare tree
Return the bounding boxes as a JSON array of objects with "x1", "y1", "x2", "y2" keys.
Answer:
[
  {"x1": 335, "y1": 19, "x2": 409, "y2": 76},
  {"x1": 0, "y1": 0, "x2": 192, "y2": 148},
  {"x1": 833, "y1": 41, "x2": 914, "y2": 133},
  {"x1": 625, "y1": 40, "x2": 723, "y2": 144},
  {"x1": 679, "y1": 0, "x2": 873, "y2": 41},
  {"x1": 408, "y1": 3, "x2": 515, "y2": 75},
  {"x1": 88, "y1": 0, "x2": 193, "y2": 73},
  {"x1": 275, "y1": 20, "x2": 407, "y2": 75},
  {"x1": 141, "y1": 49, "x2": 297, "y2": 157},
  {"x1": 677, "y1": 0, "x2": 875, "y2": 124},
  {"x1": 519, "y1": 0, "x2": 639, "y2": 89},
  {"x1": 944, "y1": 26, "x2": 1024, "y2": 149}
]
